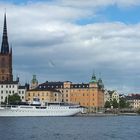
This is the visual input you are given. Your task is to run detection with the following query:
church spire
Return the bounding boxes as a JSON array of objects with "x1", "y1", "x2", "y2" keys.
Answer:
[{"x1": 1, "y1": 13, "x2": 9, "y2": 54}]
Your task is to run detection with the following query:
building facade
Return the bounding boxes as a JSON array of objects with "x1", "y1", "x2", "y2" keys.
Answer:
[
  {"x1": 26, "y1": 88, "x2": 62, "y2": 105},
  {"x1": 126, "y1": 94, "x2": 140, "y2": 109},
  {"x1": 0, "y1": 14, "x2": 27, "y2": 104},
  {"x1": 104, "y1": 90, "x2": 119, "y2": 104},
  {"x1": 0, "y1": 81, "x2": 27, "y2": 103},
  {"x1": 28, "y1": 74, "x2": 105, "y2": 113}
]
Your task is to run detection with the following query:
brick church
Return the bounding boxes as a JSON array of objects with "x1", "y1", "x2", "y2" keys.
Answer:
[{"x1": 0, "y1": 13, "x2": 13, "y2": 82}]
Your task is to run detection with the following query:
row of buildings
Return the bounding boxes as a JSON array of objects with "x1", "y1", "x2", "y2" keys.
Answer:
[
  {"x1": 0, "y1": 13, "x2": 140, "y2": 113},
  {"x1": 0, "y1": 13, "x2": 104, "y2": 113}
]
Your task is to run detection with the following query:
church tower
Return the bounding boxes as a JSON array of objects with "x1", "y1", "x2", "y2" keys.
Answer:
[{"x1": 0, "y1": 13, "x2": 13, "y2": 81}]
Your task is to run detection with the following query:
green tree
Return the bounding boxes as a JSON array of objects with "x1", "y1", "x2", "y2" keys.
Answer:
[
  {"x1": 104, "y1": 101, "x2": 111, "y2": 108},
  {"x1": 5, "y1": 94, "x2": 21, "y2": 105},
  {"x1": 119, "y1": 98, "x2": 126, "y2": 108},
  {"x1": 137, "y1": 108, "x2": 140, "y2": 114},
  {"x1": 111, "y1": 99, "x2": 119, "y2": 108},
  {"x1": 119, "y1": 98, "x2": 130, "y2": 108}
]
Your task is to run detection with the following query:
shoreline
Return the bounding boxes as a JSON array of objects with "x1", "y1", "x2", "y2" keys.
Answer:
[{"x1": 77, "y1": 112, "x2": 138, "y2": 117}]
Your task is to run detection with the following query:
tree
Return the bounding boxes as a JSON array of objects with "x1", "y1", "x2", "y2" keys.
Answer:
[
  {"x1": 111, "y1": 99, "x2": 119, "y2": 108},
  {"x1": 104, "y1": 101, "x2": 111, "y2": 108},
  {"x1": 5, "y1": 94, "x2": 21, "y2": 105},
  {"x1": 119, "y1": 98, "x2": 130, "y2": 108},
  {"x1": 137, "y1": 108, "x2": 140, "y2": 114},
  {"x1": 119, "y1": 98, "x2": 126, "y2": 108}
]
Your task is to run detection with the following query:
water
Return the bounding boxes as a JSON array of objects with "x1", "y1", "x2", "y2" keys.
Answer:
[{"x1": 0, "y1": 116, "x2": 140, "y2": 140}]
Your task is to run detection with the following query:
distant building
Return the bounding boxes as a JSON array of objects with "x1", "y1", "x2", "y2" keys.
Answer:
[
  {"x1": 26, "y1": 87, "x2": 62, "y2": 105},
  {"x1": 104, "y1": 90, "x2": 119, "y2": 103},
  {"x1": 0, "y1": 13, "x2": 13, "y2": 81},
  {"x1": 0, "y1": 81, "x2": 28, "y2": 103},
  {"x1": 126, "y1": 94, "x2": 140, "y2": 109},
  {"x1": 0, "y1": 14, "x2": 28, "y2": 103},
  {"x1": 28, "y1": 73, "x2": 105, "y2": 113},
  {"x1": 18, "y1": 85, "x2": 28, "y2": 102}
]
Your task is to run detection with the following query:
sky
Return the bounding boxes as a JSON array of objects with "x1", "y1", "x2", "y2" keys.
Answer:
[{"x1": 0, "y1": 0, "x2": 140, "y2": 93}]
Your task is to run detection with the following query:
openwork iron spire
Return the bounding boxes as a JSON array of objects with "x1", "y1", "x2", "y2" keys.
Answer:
[{"x1": 1, "y1": 13, "x2": 9, "y2": 54}]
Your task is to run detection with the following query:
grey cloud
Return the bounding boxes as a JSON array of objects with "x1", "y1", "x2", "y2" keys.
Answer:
[{"x1": 0, "y1": 2, "x2": 140, "y2": 93}]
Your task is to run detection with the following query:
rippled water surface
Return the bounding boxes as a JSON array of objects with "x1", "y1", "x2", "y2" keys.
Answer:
[{"x1": 0, "y1": 116, "x2": 140, "y2": 140}]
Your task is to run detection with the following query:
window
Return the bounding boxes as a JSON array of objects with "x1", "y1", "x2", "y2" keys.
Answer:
[
  {"x1": 1, "y1": 90, "x2": 3, "y2": 94},
  {"x1": 1, "y1": 96, "x2": 3, "y2": 99}
]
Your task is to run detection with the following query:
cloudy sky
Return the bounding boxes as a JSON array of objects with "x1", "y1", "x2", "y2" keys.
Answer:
[{"x1": 0, "y1": 0, "x2": 140, "y2": 93}]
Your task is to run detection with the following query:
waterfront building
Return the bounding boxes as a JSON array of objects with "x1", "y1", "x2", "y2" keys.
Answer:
[
  {"x1": 0, "y1": 14, "x2": 27, "y2": 103},
  {"x1": 0, "y1": 81, "x2": 28, "y2": 103},
  {"x1": 27, "y1": 74, "x2": 105, "y2": 113},
  {"x1": 26, "y1": 87, "x2": 62, "y2": 105},
  {"x1": 18, "y1": 85, "x2": 28, "y2": 102},
  {"x1": 104, "y1": 90, "x2": 119, "y2": 103},
  {"x1": 126, "y1": 94, "x2": 140, "y2": 109}
]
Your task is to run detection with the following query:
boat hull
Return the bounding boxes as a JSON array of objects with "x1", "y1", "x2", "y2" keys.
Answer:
[{"x1": 0, "y1": 106, "x2": 81, "y2": 117}]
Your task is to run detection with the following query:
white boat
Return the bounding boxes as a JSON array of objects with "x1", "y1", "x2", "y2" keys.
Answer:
[{"x1": 0, "y1": 103, "x2": 82, "y2": 117}]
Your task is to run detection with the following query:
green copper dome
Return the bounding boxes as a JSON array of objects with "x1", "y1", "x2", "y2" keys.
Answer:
[
  {"x1": 98, "y1": 78, "x2": 104, "y2": 89},
  {"x1": 90, "y1": 73, "x2": 97, "y2": 83},
  {"x1": 31, "y1": 75, "x2": 38, "y2": 84}
]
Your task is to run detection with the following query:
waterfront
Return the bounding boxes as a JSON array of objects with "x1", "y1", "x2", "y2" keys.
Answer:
[{"x1": 0, "y1": 116, "x2": 140, "y2": 140}]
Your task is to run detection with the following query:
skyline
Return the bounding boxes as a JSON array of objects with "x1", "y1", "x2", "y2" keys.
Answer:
[{"x1": 0, "y1": 0, "x2": 140, "y2": 93}]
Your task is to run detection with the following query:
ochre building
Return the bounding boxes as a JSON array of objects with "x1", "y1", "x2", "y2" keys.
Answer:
[
  {"x1": 26, "y1": 88, "x2": 62, "y2": 105},
  {"x1": 29, "y1": 74, "x2": 105, "y2": 113}
]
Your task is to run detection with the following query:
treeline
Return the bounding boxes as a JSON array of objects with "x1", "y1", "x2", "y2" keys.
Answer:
[{"x1": 104, "y1": 98, "x2": 130, "y2": 109}]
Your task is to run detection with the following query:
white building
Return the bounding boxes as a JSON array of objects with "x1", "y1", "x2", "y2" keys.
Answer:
[
  {"x1": 18, "y1": 85, "x2": 27, "y2": 102},
  {"x1": 104, "y1": 90, "x2": 120, "y2": 103},
  {"x1": 127, "y1": 94, "x2": 140, "y2": 109},
  {"x1": 0, "y1": 81, "x2": 27, "y2": 104}
]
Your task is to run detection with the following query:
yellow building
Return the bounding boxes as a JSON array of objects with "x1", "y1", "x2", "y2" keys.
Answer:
[
  {"x1": 26, "y1": 88, "x2": 62, "y2": 105},
  {"x1": 35, "y1": 74, "x2": 104, "y2": 113},
  {"x1": 69, "y1": 75, "x2": 104, "y2": 113}
]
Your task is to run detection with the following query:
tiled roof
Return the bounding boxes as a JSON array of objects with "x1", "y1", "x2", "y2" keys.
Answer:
[
  {"x1": 126, "y1": 94, "x2": 140, "y2": 100},
  {"x1": 39, "y1": 81, "x2": 64, "y2": 89},
  {"x1": 28, "y1": 87, "x2": 60, "y2": 93},
  {"x1": 71, "y1": 83, "x2": 89, "y2": 88}
]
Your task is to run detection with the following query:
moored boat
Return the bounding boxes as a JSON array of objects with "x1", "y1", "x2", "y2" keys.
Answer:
[{"x1": 0, "y1": 103, "x2": 82, "y2": 117}]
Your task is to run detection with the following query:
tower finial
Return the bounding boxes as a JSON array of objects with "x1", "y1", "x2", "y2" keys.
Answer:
[{"x1": 1, "y1": 12, "x2": 9, "y2": 54}]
